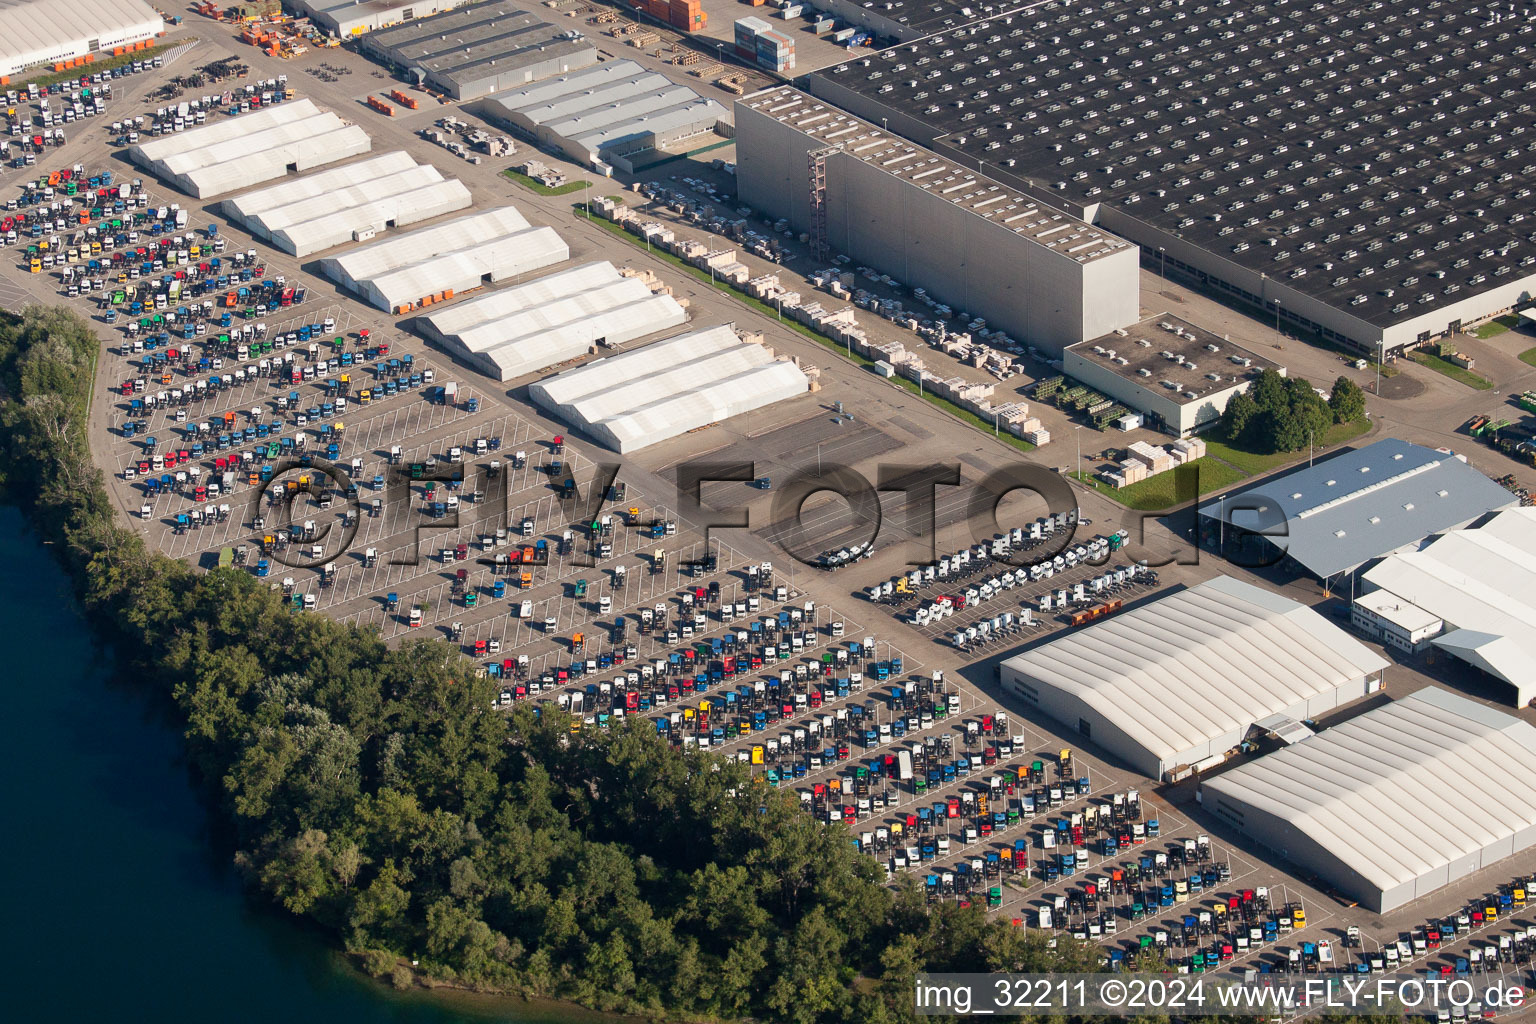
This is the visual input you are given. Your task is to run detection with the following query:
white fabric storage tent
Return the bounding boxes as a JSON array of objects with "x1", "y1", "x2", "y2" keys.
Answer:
[
  {"x1": 220, "y1": 152, "x2": 472, "y2": 257},
  {"x1": 1361, "y1": 507, "x2": 1536, "y2": 707},
  {"x1": 418, "y1": 262, "x2": 687, "y2": 382},
  {"x1": 320, "y1": 207, "x2": 568, "y2": 312},
  {"x1": 0, "y1": 0, "x2": 163, "y2": 79},
  {"x1": 999, "y1": 576, "x2": 1389, "y2": 779},
  {"x1": 127, "y1": 99, "x2": 371, "y2": 198},
  {"x1": 1202, "y1": 687, "x2": 1536, "y2": 913},
  {"x1": 527, "y1": 325, "x2": 809, "y2": 453}
]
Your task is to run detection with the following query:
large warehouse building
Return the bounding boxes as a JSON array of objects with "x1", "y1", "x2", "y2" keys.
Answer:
[
  {"x1": 0, "y1": 0, "x2": 163, "y2": 80},
  {"x1": 482, "y1": 60, "x2": 730, "y2": 173},
  {"x1": 1202, "y1": 687, "x2": 1536, "y2": 913},
  {"x1": 1064, "y1": 315, "x2": 1283, "y2": 437},
  {"x1": 805, "y1": 0, "x2": 1536, "y2": 355},
  {"x1": 320, "y1": 207, "x2": 568, "y2": 313},
  {"x1": 127, "y1": 99, "x2": 371, "y2": 199},
  {"x1": 528, "y1": 325, "x2": 810, "y2": 453},
  {"x1": 418, "y1": 261, "x2": 687, "y2": 382},
  {"x1": 735, "y1": 86, "x2": 1140, "y2": 355},
  {"x1": 221, "y1": 152, "x2": 472, "y2": 258},
  {"x1": 999, "y1": 576, "x2": 1388, "y2": 780},
  {"x1": 357, "y1": 1, "x2": 596, "y2": 101},
  {"x1": 1199, "y1": 439, "x2": 1519, "y2": 582},
  {"x1": 1356, "y1": 507, "x2": 1536, "y2": 708},
  {"x1": 289, "y1": 0, "x2": 464, "y2": 38}
]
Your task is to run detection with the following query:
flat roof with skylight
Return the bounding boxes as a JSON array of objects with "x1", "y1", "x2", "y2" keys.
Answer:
[
  {"x1": 1068, "y1": 314, "x2": 1278, "y2": 407},
  {"x1": 808, "y1": 0, "x2": 1536, "y2": 347}
]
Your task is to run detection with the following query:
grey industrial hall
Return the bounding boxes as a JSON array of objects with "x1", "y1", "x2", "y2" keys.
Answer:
[
  {"x1": 1201, "y1": 687, "x2": 1536, "y2": 913},
  {"x1": 734, "y1": 87, "x2": 1139, "y2": 356},
  {"x1": 357, "y1": 1, "x2": 596, "y2": 101}
]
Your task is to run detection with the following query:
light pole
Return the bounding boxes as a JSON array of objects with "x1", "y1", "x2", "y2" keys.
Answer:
[
  {"x1": 1273, "y1": 298, "x2": 1282, "y2": 346},
  {"x1": 1376, "y1": 340, "x2": 1384, "y2": 397},
  {"x1": 1074, "y1": 424, "x2": 1082, "y2": 480},
  {"x1": 1157, "y1": 246, "x2": 1165, "y2": 288}
]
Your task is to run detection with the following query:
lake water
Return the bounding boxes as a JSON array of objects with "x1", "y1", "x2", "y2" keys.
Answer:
[{"x1": 0, "y1": 507, "x2": 607, "y2": 1024}]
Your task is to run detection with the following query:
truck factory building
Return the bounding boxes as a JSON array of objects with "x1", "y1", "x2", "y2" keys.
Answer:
[
  {"x1": 357, "y1": 1, "x2": 596, "y2": 101},
  {"x1": 127, "y1": 98, "x2": 371, "y2": 199},
  {"x1": 999, "y1": 576, "x2": 1388, "y2": 780},
  {"x1": 418, "y1": 261, "x2": 687, "y2": 382},
  {"x1": 1199, "y1": 439, "x2": 1519, "y2": 582},
  {"x1": 1064, "y1": 316, "x2": 1283, "y2": 437},
  {"x1": 482, "y1": 60, "x2": 730, "y2": 173},
  {"x1": 1202, "y1": 687, "x2": 1536, "y2": 914},
  {"x1": 0, "y1": 0, "x2": 163, "y2": 80},
  {"x1": 320, "y1": 206, "x2": 568, "y2": 313},
  {"x1": 289, "y1": 0, "x2": 464, "y2": 38},
  {"x1": 735, "y1": 86, "x2": 1140, "y2": 355},
  {"x1": 805, "y1": 0, "x2": 1536, "y2": 355},
  {"x1": 221, "y1": 152, "x2": 472, "y2": 258},
  {"x1": 528, "y1": 325, "x2": 810, "y2": 453},
  {"x1": 1358, "y1": 507, "x2": 1536, "y2": 708}
]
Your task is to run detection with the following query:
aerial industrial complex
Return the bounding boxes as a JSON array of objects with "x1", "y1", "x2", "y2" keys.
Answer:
[
  {"x1": 14, "y1": 0, "x2": 1536, "y2": 1001},
  {"x1": 806, "y1": 0, "x2": 1536, "y2": 355}
]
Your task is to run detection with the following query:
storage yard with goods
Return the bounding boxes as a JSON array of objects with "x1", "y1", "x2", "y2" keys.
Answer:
[{"x1": 9, "y1": 0, "x2": 1536, "y2": 1011}]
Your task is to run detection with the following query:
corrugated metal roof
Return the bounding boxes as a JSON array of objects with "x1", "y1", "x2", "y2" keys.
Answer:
[
  {"x1": 1002, "y1": 576, "x2": 1388, "y2": 766},
  {"x1": 1363, "y1": 507, "x2": 1536, "y2": 704},
  {"x1": 1204, "y1": 687, "x2": 1536, "y2": 892},
  {"x1": 528, "y1": 325, "x2": 810, "y2": 453},
  {"x1": 486, "y1": 60, "x2": 728, "y2": 158},
  {"x1": 0, "y1": 0, "x2": 163, "y2": 73},
  {"x1": 1198, "y1": 439, "x2": 1519, "y2": 579}
]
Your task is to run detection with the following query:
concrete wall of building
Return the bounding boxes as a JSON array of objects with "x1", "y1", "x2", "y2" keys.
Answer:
[
  {"x1": 808, "y1": 0, "x2": 917, "y2": 42},
  {"x1": 297, "y1": 1, "x2": 461, "y2": 37},
  {"x1": 736, "y1": 100, "x2": 1137, "y2": 354},
  {"x1": 733, "y1": 100, "x2": 815, "y2": 228},
  {"x1": 1203, "y1": 790, "x2": 1393, "y2": 912},
  {"x1": 1063, "y1": 351, "x2": 1254, "y2": 436},
  {"x1": 1001, "y1": 666, "x2": 1169, "y2": 778}
]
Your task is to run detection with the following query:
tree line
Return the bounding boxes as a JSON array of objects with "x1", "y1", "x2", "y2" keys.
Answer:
[{"x1": 1219, "y1": 369, "x2": 1367, "y2": 454}]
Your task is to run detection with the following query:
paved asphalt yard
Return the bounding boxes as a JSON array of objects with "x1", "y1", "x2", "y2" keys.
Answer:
[{"x1": 12, "y1": 7, "x2": 1536, "y2": 1004}]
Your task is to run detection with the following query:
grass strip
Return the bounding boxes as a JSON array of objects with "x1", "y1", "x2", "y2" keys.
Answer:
[
  {"x1": 1407, "y1": 350, "x2": 1495, "y2": 390},
  {"x1": 574, "y1": 206, "x2": 1039, "y2": 454},
  {"x1": 502, "y1": 168, "x2": 592, "y2": 196},
  {"x1": 1472, "y1": 315, "x2": 1518, "y2": 339},
  {"x1": 1071, "y1": 458, "x2": 1248, "y2": 511},
  {"x1": 19, "y1": 43, "x2": 176, "y2": 89}
]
